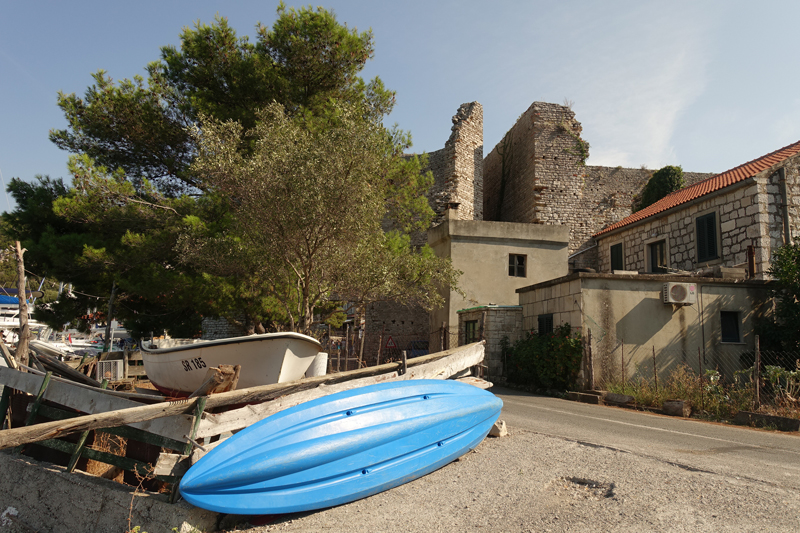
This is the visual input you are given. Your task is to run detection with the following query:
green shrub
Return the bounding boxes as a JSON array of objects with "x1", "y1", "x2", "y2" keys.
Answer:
[{"x1": 505, "y1": 324, "x2": 582, "y2": 391}]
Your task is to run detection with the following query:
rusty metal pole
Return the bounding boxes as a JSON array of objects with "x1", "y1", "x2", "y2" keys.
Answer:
[
  {"x1": 698, "y1": 347, "x2": 704, "y2": 412},
  {"x1": 653, "y1": 346, "x2": 658, "y2": 393},
  {"x1": 754, "y1": 335, "x2": 761, "y2": 408}
]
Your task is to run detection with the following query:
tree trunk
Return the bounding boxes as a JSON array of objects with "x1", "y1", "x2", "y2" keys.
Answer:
[{"x1": 14, "y1": 241, "x2": 30, "y2": 368}]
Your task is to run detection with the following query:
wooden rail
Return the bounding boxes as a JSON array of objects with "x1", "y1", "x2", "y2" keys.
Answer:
[{"x1": 0, "y1": 342, "x2": 485, "y2": 450}]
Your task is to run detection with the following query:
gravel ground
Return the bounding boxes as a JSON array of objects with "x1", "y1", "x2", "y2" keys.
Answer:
[{"x1": 224, "y1": 426, "x2": 800, "y2": 533}]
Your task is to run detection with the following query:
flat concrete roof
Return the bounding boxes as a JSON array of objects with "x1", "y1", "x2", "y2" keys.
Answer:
[{"x1": 516, "y1": 272, "x2": 773, "y2": 293}]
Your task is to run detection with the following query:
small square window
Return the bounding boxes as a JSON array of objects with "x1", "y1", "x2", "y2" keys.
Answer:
[
  {"x1": 464, "y1": 320, "x2": 479, "y2": 344},
  {"x1": 720, "y1": 311, "x2": 740, "y2": 343},
  {"x1": 509, "y1": 254, "x2": 526, "y2": 277},
  {"x1": 610, "y1": 243, "x2": 624, "y2": 271},
  {"x1": 538, "y1": 314, "x2": 554, "y2": 335}
]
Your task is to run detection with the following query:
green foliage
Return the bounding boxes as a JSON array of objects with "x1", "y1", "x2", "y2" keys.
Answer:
[
  {"x1": 505, "y1": 324, "x2": 583, "y2": 391},
  {"x1": 15, "y1": 6, "x2": 439, "y2": 336},
  {"x1": 49, "y1": 5, "x2": 393, "y2": 196},
  {"x1": 634, "y1": 165, "x2": 685, "y2": 212},
  {"x1": 765, "y1": 243, "x2": 800, "y2": 351},
  {"x1": 185, "y1": 102, "x2": 459, "y2": 333},
  {"x1": 605, "y1": 364, "x2": 755, "y2": 420}
]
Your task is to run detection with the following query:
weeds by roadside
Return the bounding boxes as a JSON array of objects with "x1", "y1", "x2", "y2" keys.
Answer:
[{"x1": 603, "y1": 362, "x2": 799, "y2": 422}]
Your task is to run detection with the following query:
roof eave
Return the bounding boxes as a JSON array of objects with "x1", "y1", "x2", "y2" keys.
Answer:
[{"x1": 594, "y1": 176, "x2": 757, "y2": 241}]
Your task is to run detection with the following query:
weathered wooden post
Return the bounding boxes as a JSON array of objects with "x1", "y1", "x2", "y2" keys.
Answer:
[
  {"x1": 102, "y1": 281, "x2": 117, "y2": 353},
  {"x1": 14, "y1": 241, "x2": 30, "y2": 368},
  {"x1": 377, "y1": 325, "x2": 384, "y2": 366},
  {"x1": 123, "y1": 346, "x2": 129, "y2": 380},
  {"x1": 343, "y1": 324, "x2": 349, "y2": 372},
  {"x1": 357, "y1": 310, "x2": 366, "y2": 368}
]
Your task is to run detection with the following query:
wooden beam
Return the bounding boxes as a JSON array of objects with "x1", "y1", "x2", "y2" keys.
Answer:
[
  {"x1": 14, "y1": 371, "x2": 52, "y2": 454},
  {"x1": 0, "y1": 366, "x2": 191, "y2": 442},
  {"x1": 0, "y1": 339, "x2": 19, "y2": 371},
  {"x1": 194, "y1": 341, "x2": 486, "y2": 438},
  {"x1": 161, "y1": 342, "x2": 487, "y2": 471},
  {"x1": 67, "y1": 379, "x2": 108, "y2": 472},
  {"x1": 0, "y1": 343, "x2": 485, "y2": 450}
]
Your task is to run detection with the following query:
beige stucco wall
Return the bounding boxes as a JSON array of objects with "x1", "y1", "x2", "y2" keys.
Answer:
[
  {"x1": 429, "y1": 211, "x2": 569, "y2": 338},
  {"x1": 518, "y1": 273, "x2": 772, "y2": 386}
]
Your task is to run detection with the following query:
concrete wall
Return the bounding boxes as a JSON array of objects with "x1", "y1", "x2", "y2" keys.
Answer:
[
  {"x1": 518, "y1": 273, "x2": 772, "y2": 386},
  {"x1": 429, "y1": 209, "x2": 569, "y2": 338},
  {"x1": 457, "y1": 306, "x2": 523, "y2": 378}
]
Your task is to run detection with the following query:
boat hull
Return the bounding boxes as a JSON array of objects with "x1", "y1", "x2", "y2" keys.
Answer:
[
  {"x1": 179, "y1": 379, "x2": 503, "y2": 514},
  {"x1": 141, "y1": 333, "x2": 321, "y2": 396}
]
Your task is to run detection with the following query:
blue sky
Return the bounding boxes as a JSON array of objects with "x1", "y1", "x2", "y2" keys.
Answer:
[{"x1": 2, "y1": 1, "x2": 800, "y2": 212}]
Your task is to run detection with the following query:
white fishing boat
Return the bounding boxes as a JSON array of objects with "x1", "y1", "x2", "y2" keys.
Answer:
[{"x1": 140, "y1": 332, "x2": 322, "y2": 396}]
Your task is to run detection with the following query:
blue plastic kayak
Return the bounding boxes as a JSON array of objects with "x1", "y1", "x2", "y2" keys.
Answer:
[{"x1": 180, "y1": 379, "x2": 503, "y2": 514}]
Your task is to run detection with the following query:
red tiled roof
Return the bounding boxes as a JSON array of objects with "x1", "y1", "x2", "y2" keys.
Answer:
[{"x1": 594, "y1": 140, "x2": 800, "y2": 237}]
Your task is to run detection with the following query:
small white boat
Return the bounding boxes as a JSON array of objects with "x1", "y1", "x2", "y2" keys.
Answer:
[{"x1": 140, "y1": 332, "x2": 322, "y2": 396}]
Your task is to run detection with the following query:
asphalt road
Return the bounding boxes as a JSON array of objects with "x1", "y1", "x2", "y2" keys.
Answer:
[
  {"x1": 234, "y1": 386, "x2": 800, "y2": 532},
  {"x1": 494, "y1": 386, "x2": 800, "y2": 491}
]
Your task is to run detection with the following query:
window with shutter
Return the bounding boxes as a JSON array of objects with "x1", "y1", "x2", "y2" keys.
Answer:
[
  {"x1": 610, "y1": 243, "x2": 623, "y2": 271},
  {"x1": 648, "y1": 240, "x2": 667, "y2": 273},
  {"x1": 696, "y1": 213, "x2": 718, "y2": 263},
  {"x1": 538, "y1": 314, "x2": 554, "y2": 335}
]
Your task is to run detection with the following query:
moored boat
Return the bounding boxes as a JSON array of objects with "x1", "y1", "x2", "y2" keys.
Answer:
[
  {"x1": 179, "y1": 379, "x2": 503, "y2": 514},
  {"x1": 140, "y1": 332, "x2": 321, "y2": 396}
]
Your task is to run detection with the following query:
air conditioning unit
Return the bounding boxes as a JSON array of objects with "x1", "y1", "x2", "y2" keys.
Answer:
[
  {"x1": 96, "y1": 359, "x2": 124, "y2": 382},
  {"x1": 663, "y1": 282, "x2": 697, "y2": 305}
]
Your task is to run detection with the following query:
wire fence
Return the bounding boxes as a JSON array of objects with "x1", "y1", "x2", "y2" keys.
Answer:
[
  {"x1": 320, "y1": 328, "x2": 461, "y2": 372},
  {"x1": 591, "y1": 337, "x2": 799, "y2": 416}
]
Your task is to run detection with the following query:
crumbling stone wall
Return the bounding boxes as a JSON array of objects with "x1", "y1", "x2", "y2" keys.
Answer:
[
  {"x1": 202, "y1": 317, "x2": 244, "y2": 340},
  {"x1": 366, "y1": 103, "x2": 484, "y2": 353},
  {"x1": 424, "y1": 102, "x2": 484, "y2": 223},
  {"x1": 483, "y1": 101, "x2": 714, "y2": 269},
  {"x1": 362, "y1": 301, "x2": 430, "y2": 364}
]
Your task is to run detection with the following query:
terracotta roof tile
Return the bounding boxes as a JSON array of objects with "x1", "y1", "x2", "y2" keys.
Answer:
[{"x1": 594, "y1": 140, "x2": 800, "y2": 237}]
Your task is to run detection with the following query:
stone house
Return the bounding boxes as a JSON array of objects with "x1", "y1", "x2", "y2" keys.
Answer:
[
  {"x1": 593, "y1": 140, "x2": 800, "y2": 278},
  {"x1": 509, "y1": 140, "x2": 800, "y2": 386}
]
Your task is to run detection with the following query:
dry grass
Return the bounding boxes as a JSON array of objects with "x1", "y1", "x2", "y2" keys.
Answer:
[{"x1": 86, "y1": 432, "x2": 127, "y2": 482}]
